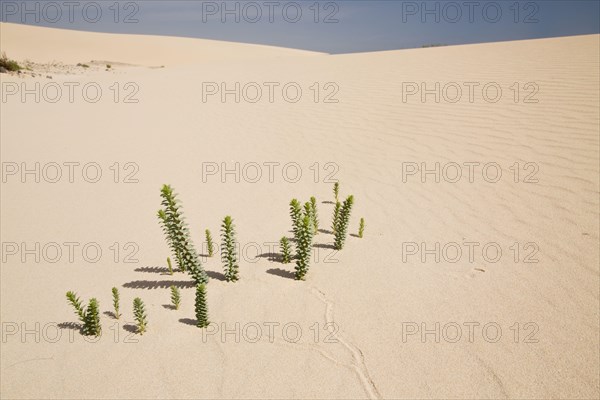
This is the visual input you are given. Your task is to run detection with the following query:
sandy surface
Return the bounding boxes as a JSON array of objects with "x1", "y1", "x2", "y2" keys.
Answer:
[{"x1": 1, "y1": 22, "x2": 599, "y2": 399}]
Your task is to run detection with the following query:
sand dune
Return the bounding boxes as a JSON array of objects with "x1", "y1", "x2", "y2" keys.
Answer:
[{"x1": 1, "y1": 23, "x2": 598, "y2": 399}]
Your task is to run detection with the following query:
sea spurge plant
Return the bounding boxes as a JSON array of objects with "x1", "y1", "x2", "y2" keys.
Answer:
[
  {"x1": 280, "y1": 236, "x2": 292, "y2": 264},
  {"x1": 133, "y1": 297, "x2": 147, "y2": 335},
  {"x1": 304, "y1": 201, "x2": 313, "y2": 227},
  {"x1": 205, "y1": 229, "x2": 215, "y2": 257},
  {"x1": 221, "y1": 216, "x2": 239, "y2": 282},
  {"x1": 66, "y1": 291, "x2": 101, "y2": 336},
  {"x1": 334, "y1": 195, "x2": 354, "y2": 250},
  {"x1": 358, "y1": 217, "x2": 365, "y2": 238},
  {"x1": 66, "y1": 291, "x2": 85, "y2": 321},
  {"x1": 333, "y1": 182, "x2": 339, "y2": 202},
  {"x1": 310, "y1": 196, "x2": 319, "y2": 234},
  {"x1": 294, "y1": 215, "x2": 314, "y2": 281},
  {"x1": 289, "y1": 198, "x2": 302, "y2": 238},
  {"x1": 332, "y1": 201, "x2": 341, "y2": 234},
  {"x1": 112, "y1": 287, "x2": 121, "y2": 319},
  {"x1": 195, "y1": 283, "x2": 209, "y2": 328},
  {"x1": 166, "y1": 257, "x2": 174, "y2": 275},
  {"x1": 170, "y1": 285, "x2": 181, "y2": 310},
  {"x1": 82, "y1": 298, "x2": 101, "y2": 336},
  {"x1": 157, "y1": 184, "x2": 207, "y2": 284}
]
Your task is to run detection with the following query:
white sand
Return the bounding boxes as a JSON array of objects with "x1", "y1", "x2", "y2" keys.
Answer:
[{"x1": 1, "y1": 22, "x2": 598, "y2": 399}]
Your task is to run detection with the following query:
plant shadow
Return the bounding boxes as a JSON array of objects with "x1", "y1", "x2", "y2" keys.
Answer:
[
  {"x1": 162, "y1": 304, "x2": 177, "y2": 310},
  {"x1": 123, "y1": 324, "x2": 138, "y2": 333},
  {"x1": 179, "y1": 318, "x2": 197, "y2": 327},
  {"x1": 318, "y1": 229, "x2": 333, "y2": 235},
  {"x1": 103, "y1": 311, "x2": 120, "y2": 319},
  {"x1": 350, "y1": 234, "x2": 360, "y2": 238},
  {"x1": 206, "y1": 270, "x2": 227, "y2": 281},
  {"x1": 313, "y1": 243, "x2": 335, "y2": 250},
  {"x1": 322, "y1": 201, "x2": 335, "y2": 204},
  {"x1": 58, "y1": 322, "x2": 81, "y2": 331},
  {"x1": 266, "y1": 268, "x2": 295, "y2": 280},
  {"x1": 122, "y1": 280, "x2": 195, "y2": 289},
  {"x1": 135, "y1": 266, "x2": 171, "y2": 274}
]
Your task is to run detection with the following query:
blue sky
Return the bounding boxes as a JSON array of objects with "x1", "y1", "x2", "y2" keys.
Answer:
[{"x1": 1, "y1": 0, "x2": 599, "y2": 53}]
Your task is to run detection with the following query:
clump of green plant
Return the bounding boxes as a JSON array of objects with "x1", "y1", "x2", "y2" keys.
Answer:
[
  {"x1": 310, "y1": 196, "x2": 319, "y2": 234},
  {"x1": 112, "y1": 287, "x2": 121, "y2": 319},
  {"x1": 0, "y1": 52, "x2": 21, "y2": 72},
  {"x1": 166, "y1": 257, "x2": 174, "y2": 275},
  {"x1": 334, "y1": 195, "x2": 354, "y2": 250},
  {"x1": 195, "y1": 283, "x2": 209, "y2": 328},
  {"x1": 157, "y1": 184, "x2": 207, "y2": 284},
  {"x1": 66, "y1": 291, "x2": 101, "y2": 336},
  {"x1": 333, "y1": 182, "x2": 339, "y2": 202},
  {"x1": 332, "y1": 201, "x2": 341, "y2": 234},
  {"x1": 77, "y1": 63, "x2": 89, "y2": 68},
  {"x1": 205, "y1": 229, "x2": 215, "y2": 257},
  {"x1": 358, "y1": 217, "x2": 365, "y2": 238},
  {"x1": 221, "y1": 216, "x2": 239, "y2": 282},
  {"x1": 170, "y1": 285, "x2": 181, "y2": 310},
  {"x1": 106, "y1": 64, "x2": 111, "y2": 69},
  {"x1": 294, "y1": 215, "x2": 314, "y2": 281},
  {"x1": 133, "y1": 297, "x2": 147, "y2": 335},
  {"x1": 83, "y1": 298, "x2": 101, "y2": 336},
  {"x1": 280, "y1": 236, "x2": 292, "y2": 263},
  {"x1": 289, "y1": 199, "x2": 302, "y2": 237}
]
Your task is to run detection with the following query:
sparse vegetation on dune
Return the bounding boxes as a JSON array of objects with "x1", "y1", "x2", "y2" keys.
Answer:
[
  {"x1": 205, "y1": 229, "x2": 215, "y2": 257},
  {"x1": 170, "y1": 286, "x2": 181, "y2": 310},
  {"x1": 65, "y1": 291, "x2": 101, "y2": 336},
  {"x1": 280, "y1": 236, "x2": 292, "y2": 264},
  {"x1": 133, "y1": 297, "x2": 147, "y2": 335},
  {"x1": 0, "y1": 52, "x2": 21, "y2": 72},
  {"x1": 195, "y1": 283, "x2": 209, "y2": 328},
  {"x1": 158, "y1": 184, "x2": 207, "y2": 284},
  {"x1": 334, "y1": 195, "x2": 354, "y2": 250},
  {"x1": 112, "y1": 287, "x2": 121, "y2": 319},
  {"x1": 294, "y1": 215, "x2": 314, "y2": 280},
  {"x1": 358, "y1": 217, "x2": 365, "y2": 238},
  {"x1": 221, "y1": 216, "x2": 239, "y2": 282}
]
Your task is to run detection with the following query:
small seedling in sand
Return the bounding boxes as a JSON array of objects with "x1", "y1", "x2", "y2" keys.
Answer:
[
  {"x1": 332, "y1": 201, "x2": 341, "y2": 234},
  {"x1": 82, "y1": 298, "x2": 101, "y2": 336},
  {"x1": 158, "y1": 184, "x2": 207, "y2": 284},
  {"x1": 334, "y1": 196, "x2": 354, "y2": 250},
  {"x1": 333, "y1": 182, "x2": 339, "y2": 202},
  {"x1": 310, "y1": 197, "x2": 319, "y2": 234},
  {"x1": 195, "y1": 283, "x2": 209, "y2": 328},
  {"x1": 106, "y1": 64, "x2": 111, "y2": 69},
  {"x1": 166, "y1": 257, "x2": 174, "y2": 275},
  {"x1": 206, "y1": 229, "x2": 215, "y2": 257},
  {"x1": 133, "y1": 297, "x2": 147, "y2": 335},
  {"x1": 295, "y1": 215, "x2": 314, "y2": 281},
  {"x1": 289, "y1": 199, "x2": 302, "y2": 237},
  {"x1": 358, "y1": 218, "x2": 365, "y2": 238},
  {"x1": 170, "y1": 286, "x2": 181, "y2": 310},
  {"x1": 66, "y1": 291, "x2": 85, "y2": 320},
  {"x1": 66, "y1": 291, "x2": 102, "y2": 336},
  {"x1": 280, "y1": 236, "x2": 292, "y2": 263},
  {"x1": 221, "y1": 216, "x2": 239, "y2": 282},
  {"x1": 112, "y1": 287, "x2": 121, "y2": 319}
]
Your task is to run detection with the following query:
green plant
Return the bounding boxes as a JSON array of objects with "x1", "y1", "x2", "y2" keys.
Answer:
[
  {"x1": 106, "y1": 64, "x2": 111, "y2": 68},
  {"x1": 82, "y1": 298, "x2": 101, "y2": 336},
  {"x1": 0, "y1": 52, "x2": 21, "y2": 71},
  {"x1": 205, "y1": 229, "x2": 215, "y2": 257},
  {"x1": 280, "y1": 236, "x2": 292, "y2": 263},
  {"x1": 221, "y1": 216, "x2": 239, "y2": 282},
  {"x1": 66, "y1": 291, "x2": 85, "y2": 321},
  {"x1": 332, "y1": 201, "x2": 341, "y2": 234},
  {"x1": 195, "y1": 283, "x2": 209, "y2": 328},
  {"x1": 170, "y1": 285, "x2": 181, "y2": 310},
  {"x1": 133, "y1": 297, "x2": 147, "y2": 335},
  {"x1": 334, "y1": 195, "x2": 354, "y2": 250},
  {"x1": 333, "y1": 182, "x2": 339, "y2": 202},
  {"x1": 310, "y1": 196, "x2": 319, "y2": 234},
  {"x1": 294, "y1": 215, "x2": 314, "y2": 281},
  {"x1": 166, "y1": 257, "x2": 174, "y2": 275},
  {"x1": 289, "y1": 199, "x2": 302, "y2": 238},
  {"x1": 157, "y1": 184, "x2": 207, "y2": 284},
  {"x1": 112, "y1": 287, "x2": 121, "y2": 319},
  {"x1": 66, "y1": 291, "x2": 101, "y2": 336},
  {"x1": 358, "y1": 217, "x2": 365, "y2": 238}
]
